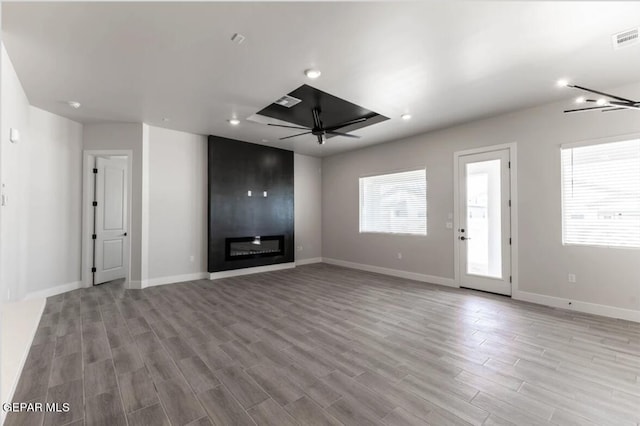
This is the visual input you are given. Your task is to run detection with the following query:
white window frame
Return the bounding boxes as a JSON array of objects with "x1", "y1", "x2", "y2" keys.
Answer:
[
  {"x1": 560, "y1": 133, "x2": 640, "y2": 250},
  {"x1": 358, "y1": 167, "x2": 427, "y2": 236}
]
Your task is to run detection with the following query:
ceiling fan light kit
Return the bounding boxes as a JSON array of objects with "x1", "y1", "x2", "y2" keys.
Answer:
[{"x1": 559, "y1": 82, "x2": 640, "y2": 113}]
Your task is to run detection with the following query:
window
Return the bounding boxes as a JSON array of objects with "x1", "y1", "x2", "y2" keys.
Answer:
[
  {"x1": 561, "y1": 138, "x2": 640, "y2": 248},
  {"x1": 359, "y1": 169, "x2": 427, "y2": 235}
]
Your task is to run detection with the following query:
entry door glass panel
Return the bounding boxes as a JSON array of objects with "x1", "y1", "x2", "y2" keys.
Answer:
[
  {"x1": 458, "y1": 148, "x2": 511, "y2": 296},
  {"x1": 466, "y1": 159, "x2": 502, "y2": 278}
]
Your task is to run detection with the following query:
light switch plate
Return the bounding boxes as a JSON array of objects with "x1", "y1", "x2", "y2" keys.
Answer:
[{"x1": 9, "y1": 128, "x2": 20, "y2": 144}]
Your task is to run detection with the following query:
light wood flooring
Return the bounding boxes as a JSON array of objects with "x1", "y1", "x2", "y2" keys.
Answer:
[{"x1": 6, "y1": 263, "x2": 640, "y2": 426}]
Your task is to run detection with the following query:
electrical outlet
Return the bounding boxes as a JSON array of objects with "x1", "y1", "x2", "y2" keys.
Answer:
[
  {"x1": 568, "y1": 273, "x2": 576, "y2": 283},
  {"x1": 296, "y1": 246, "x2": 303, "y2": 252},
  {"x1": 397, "y1": 252, "x2": 402, "y2": 259}
]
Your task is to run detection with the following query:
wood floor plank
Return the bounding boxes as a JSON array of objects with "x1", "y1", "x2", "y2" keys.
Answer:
[
  {"x1": 197, "y1": 385, "x2": 257, "y2": 426},
  {"x1": 178, "y1": 356, "x2": 221, "y2": 394},
  {"x1": 118, "y1": 367, "x2": 159, "y2": 413},
  {"x1": 85, "y1": 391, "x2": 127, "y2": 426},
  {"x1": 156, "y1": 377, "x2": 207, "y2": 425},
  {"x1": 247, "y1": 398, "x2": 298, "y2": 426},
  {"x1": 285, "y1": 396, "x2": 343, "y2": 426},
  {"x1": 216, "y1": 365, "x2": 270, "y2": 409},
  {"x1": 127, "y1": 403, "x2": 171, "y2": 426},
  {"x1": 84, "y1": 358, "x2": 118, "y2": 398}
]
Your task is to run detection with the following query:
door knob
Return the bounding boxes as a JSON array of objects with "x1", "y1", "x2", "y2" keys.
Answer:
[
  {"x1": 122, "y1": 232, "x2": 127, "y2": 237},
  {"x1": 460, "y1": 236, "x2": 471, "y2": 241}
]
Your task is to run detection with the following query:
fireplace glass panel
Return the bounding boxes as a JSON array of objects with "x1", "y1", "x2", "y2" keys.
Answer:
[{"x1": 225, "y1": 235, "x2": 284, "y2": 260}]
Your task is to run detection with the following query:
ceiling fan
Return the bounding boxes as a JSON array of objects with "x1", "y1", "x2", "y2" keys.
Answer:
[
  {"x1": 559, "y1": 81, "x2": 640, "y2": 113},
  {"x1": 268, "y1": 107, "x2": 368, "y2": 144}
]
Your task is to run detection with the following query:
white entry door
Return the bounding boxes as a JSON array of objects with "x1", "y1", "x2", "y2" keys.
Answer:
[
  {"x1": 457, "y1": 148, "x2": 512, "y2": 295},
  {"x1": 94, "y1": 157, "x2": 128, "y2": 285}
]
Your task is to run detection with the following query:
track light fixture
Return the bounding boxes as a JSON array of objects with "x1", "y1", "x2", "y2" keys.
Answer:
[{"x1": 558, "y1": 81, "x2": 640, "y2": 113}]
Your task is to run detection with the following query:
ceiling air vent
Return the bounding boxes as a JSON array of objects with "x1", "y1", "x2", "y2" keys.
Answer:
[
  {"x1": 612, "y1": 27, "x2": 639, "y2": 50},
  {"x1": 274, "y1": 95, "x2": 302, "y2": 108}
]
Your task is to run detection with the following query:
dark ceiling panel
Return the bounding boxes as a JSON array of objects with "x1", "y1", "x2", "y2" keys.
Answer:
[{"x1": 257, "y1": 84, "x2": 389, "y2": 138}]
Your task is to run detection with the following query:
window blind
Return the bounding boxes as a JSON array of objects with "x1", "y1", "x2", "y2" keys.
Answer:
[
  {"x1": 359, "y1": 169, "x2": 427, "y2": 235},
  {"x1": 561, "y1": 139, "x2": 640, "y2": 248}
]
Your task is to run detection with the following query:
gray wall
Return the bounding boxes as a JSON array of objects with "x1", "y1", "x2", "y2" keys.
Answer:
[{"x1": 322, "y1": 82, "x2": 640, "y2": 312}]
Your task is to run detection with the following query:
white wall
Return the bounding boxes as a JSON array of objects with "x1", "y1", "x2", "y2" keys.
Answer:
[
  {"x1": 26, "y1": 107, "x2": 83, "y2": 294},
  {"x1": 294, "y1": 153, "x2": 322, "y2": 261},
  {"x1": 147, "y1": 126, "x2": 207, "y2": 282},
  {"x1": 0, "y1": 44, "x2": 29, "y2": 302},
  {"x1": 83, "y1": 123, "x2": 143, "y2": 283},
  {"x1": 322, "y1": 82, "x2": 640, "y2": 318}
]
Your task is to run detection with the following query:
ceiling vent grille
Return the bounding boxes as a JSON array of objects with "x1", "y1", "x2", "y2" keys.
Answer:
[
  {"x1": 274, "y1": 95, "x2": 302, "y2": 108},
  {"x1": 612, "y1": 28, "x2": 639, "y2": 50}
]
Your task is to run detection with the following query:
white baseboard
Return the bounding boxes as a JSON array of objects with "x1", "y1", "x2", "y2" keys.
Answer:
[
  {"x1": 23, "y1": 281, "x2": 83, "y2": 300},
  {"x1": 209, "y1": 262, "x2": 296, "y2": 280},
  {"x1": 127, "y1": 280, "x2": 142, "y2": 290},
  {"x1": 514, "y1": 290, "x2": 640, "y2": 323},
  {"x1": 1, "y1": 298, "x2": 46, "y2": 423},
  {"x1": 322, "y1": 258, "x2": 456, "y2": 288},
  {"x1": 295, "y1": 257, "x2": 323, "y2": 266},
  {"x1": 142, "y1": 272, "x2": 209, "y2": 289}
]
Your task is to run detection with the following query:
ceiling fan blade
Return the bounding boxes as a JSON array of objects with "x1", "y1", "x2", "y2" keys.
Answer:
[
  {"x1": 601, "y1": 107, "x2": 628, "y2": 112},
  {"x1": 326, "y1": 131, "x2": 360, "y2": 139},
  {"x1": 563, "y1": 106, "x2": 611, "y2": 113},
  {"x1": 607, "y1": 101, "x2": 640, "y2": 110},
  {"x1": 279, "y1": 131, "x2": 311, "y2": 140},
  {"x1": 569, "y1": 84, "x2": 636, "y2": 104},
  {"x1": 324, "y1": 117, "x2": 369, "y2": 132},
  {"x1": 268, "y1": 123, "x2": 311, "y2": 130}
]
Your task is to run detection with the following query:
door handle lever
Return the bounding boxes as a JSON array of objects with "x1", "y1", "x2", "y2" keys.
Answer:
[
  {"x1": 459, "y1": 236, "x2": 471, "y2": 241},
  {"x1": 122, "y1": 232, "x2": 127, "y2": 237}
]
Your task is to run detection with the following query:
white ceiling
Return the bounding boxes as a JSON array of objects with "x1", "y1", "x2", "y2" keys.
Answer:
[{"x1": 3, "y1": 1, "x2": 640, "y2": 157}]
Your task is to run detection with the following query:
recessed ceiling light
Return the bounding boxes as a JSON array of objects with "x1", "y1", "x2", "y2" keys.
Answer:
[
  {"x1": 304, "y1": 69, "x2": 322, "y2": 79},
  {"x1": 575, "y1": 96, "x2": 586, "y2": 104},
  {"x1": 556, "y1": 79, "x2": 570, "y2": 88},
  {"x1": 401, "y1": 113, "x2": 412, "y2": 120},
  {"x1": 596, "y1": 98, "x2": 607, "y2": 106},
  {"x1": 67, "y1": 101, "x2": 81, "y2": 109},
  {"x1": 228, "y1": 118, "x2": 240, "y2": 126}
]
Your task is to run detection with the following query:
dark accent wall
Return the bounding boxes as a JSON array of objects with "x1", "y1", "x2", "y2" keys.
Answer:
[{"x1": 208, "y1": 136, "x2": 294, "y2": 272}]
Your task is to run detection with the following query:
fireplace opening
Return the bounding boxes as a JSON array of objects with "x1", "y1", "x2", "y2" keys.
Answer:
[{"x1": 225, "y1": 235, "x2": 284, "y2": 260}]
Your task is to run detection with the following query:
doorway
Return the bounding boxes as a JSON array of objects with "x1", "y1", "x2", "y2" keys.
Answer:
[
  {"x1": 454, "y1": 144, "x2": 517, "y2": 296},
  {"x1": 81, "y1": 151, "x2": 133, "y2": 288}
]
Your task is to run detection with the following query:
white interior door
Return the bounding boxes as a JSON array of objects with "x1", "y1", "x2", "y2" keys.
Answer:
[
  {"x1": 94, "y1": 157, "x2": 128, "y2": 285},
  {"x1": 457, "y1": 148, "x2": 512, "y2": 295}
]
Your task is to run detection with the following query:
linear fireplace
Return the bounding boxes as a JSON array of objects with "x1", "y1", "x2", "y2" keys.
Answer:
[{"x1": 225, "y1": 235, "x2": 284, "y2": 261}]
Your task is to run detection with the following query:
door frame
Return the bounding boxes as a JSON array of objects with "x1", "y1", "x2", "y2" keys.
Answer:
[
  {"x1": 453, "y1": 143, "x2": 519, "y2": 295},
  {"x1": 81, "y1": 150, "x2": 133, "y2": 289}
]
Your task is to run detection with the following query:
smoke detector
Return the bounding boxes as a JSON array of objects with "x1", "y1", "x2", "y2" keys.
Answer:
[
  {"x1": 274, "y1": 95, "x2": 302, "y2": 108},
  {"x1": 612, "y1": 27, "x2": 639, "y2": 50}
]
